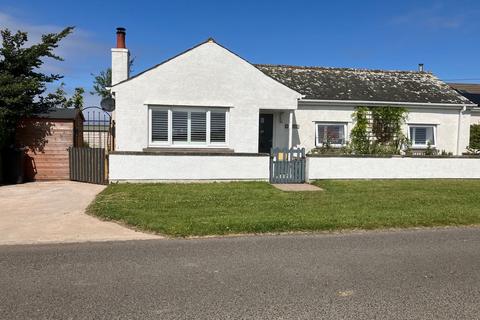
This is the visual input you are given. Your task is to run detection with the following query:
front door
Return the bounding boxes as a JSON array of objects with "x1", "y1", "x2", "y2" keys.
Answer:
[{"x1": 258, "y1": 114, "x2": 273, "y2": 153}]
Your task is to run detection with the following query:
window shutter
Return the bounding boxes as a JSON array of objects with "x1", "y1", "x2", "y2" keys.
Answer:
[
  {"x1": 172, "y1": 111, "x2": 188, "y2": 142},
  {"x1": 151, "y1": 110, "x2": 168, "y2": 142},
  {"x1": 414, "y1": 127, "x2": 427, "y2": 145},
  {"x1": 210, "y1": 112, "x2": 226, "y2": 143},
  {"x1": 150, "y1": 108, "x2": 227, "y2": 146},
  {"x1": 191, "y1": 111, "x2": 207, "y2": 142},
  {"x1": 317, "y1": 125, "x2": 326, "y2": 143}
]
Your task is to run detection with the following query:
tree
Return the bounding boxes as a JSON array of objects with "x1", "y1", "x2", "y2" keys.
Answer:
[
  {"x1": 46, "y1": 83, "x2": 84, "y2": 109},
  {"x1": 91, "y1": 56, "x2": 134, "y2": 99},
  {"x1": 46, "y1": 84, "x2": 68, "y2": 109},
  {"x1": 65, "y1": 87, "x2": 85, "y2": 109},
  {"x1": 91, "y1": 69, "x2": 111, "y2": 99},
  {"x1": 0, "y1": 26, "x2": 74, "y2": 149}
]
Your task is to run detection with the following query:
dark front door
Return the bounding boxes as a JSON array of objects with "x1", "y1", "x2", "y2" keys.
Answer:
[{"x1": 259, "y1": 114, "x2": 273, "y2": 153}]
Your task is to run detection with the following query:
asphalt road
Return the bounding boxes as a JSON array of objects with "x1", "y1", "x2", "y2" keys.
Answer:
[{"x1": 0, "y1": 228, "x2": 479, "y2": 320}]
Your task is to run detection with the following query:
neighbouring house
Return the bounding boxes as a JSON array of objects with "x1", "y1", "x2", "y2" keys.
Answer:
[
  {"x1": 449, "y1": 83, "x2": 480, "y2": 125},
  {"x1": 108, "y1": 28, "x2": 478, "y2": 182},
  {"x1": 15, "y1": 108, "x2": 84, "y2": 181}
]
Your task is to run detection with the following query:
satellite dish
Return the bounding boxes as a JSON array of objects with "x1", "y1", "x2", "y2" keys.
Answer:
[{"x1": 100, "y1": 97, "x2": 115, "y2": 112}]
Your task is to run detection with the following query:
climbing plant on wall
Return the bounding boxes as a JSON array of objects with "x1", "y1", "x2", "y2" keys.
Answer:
[
  {"x1": 468, "y1": 124, "x2": 480, "y2": 154},
  {"x1": 350, "y1": 106, "x2": 408, "y2": 155},
  {"x1": 350, "y1": 107, "x2": 370, "y2": 154}
]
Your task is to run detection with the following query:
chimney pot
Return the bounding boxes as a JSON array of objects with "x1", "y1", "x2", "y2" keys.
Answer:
[
  {"x1": 418, "y1": 63, "x2": 424, "y2": 72},
  {"x1": 116, "y1": 27, "x2": 126, "y2": 49}
]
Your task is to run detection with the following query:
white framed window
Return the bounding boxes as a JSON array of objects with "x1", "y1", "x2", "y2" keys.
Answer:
[
  {"x1": 315, "y1": 122, "x2": 347, "y2": 146},
  {"x1": 149, "y1": 106, "x2": 228, "y2": 147},
  {"x1": 408, "y1": 125, "x2": 436, "y2": 147}
]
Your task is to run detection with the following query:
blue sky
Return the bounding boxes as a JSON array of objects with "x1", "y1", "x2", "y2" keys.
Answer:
[{"x1": 1, "y1": 0, "x2": 479, "y2": 106}]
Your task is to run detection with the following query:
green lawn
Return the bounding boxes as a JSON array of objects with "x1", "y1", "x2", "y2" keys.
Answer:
[{"x1": 87, "y1": 180, "x2": 480, "y2": 237}]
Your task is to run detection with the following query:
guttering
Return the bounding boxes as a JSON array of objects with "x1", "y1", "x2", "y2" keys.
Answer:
[{"x1": 299, "y1": 99, "x2": 476, "y2": 109}]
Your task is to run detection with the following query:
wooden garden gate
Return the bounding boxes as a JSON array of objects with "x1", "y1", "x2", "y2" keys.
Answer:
[
  {"x1": 270, "y1": 147, "x2": 306, "y2": 183},
  {"x1": 69, "y1": 107, "x2": 114, "y2": 184}
]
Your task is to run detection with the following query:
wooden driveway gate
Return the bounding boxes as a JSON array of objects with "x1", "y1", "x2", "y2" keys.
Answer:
[
  {"x1": 270, "y1": 147, "x2": 306, "y2": 183},
  {"x1": 68, "y1": 107, "x2": 113, "y2": 185},
  {"x1": 69, "y1": 147, "x2": 106, "y2": 184}
]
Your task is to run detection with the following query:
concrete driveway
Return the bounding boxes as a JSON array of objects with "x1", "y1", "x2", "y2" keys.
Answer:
[{"x1": 0, "y1": 181, "x2": 159, "y2": 245}]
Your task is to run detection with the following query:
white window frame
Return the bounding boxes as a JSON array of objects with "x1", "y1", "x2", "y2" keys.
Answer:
[
  {"x1": 315, "y1": 122, "x2": 348, "y2": 147},
  {"x1": 408, "y1": 124, "x2": 437, "y2": 148},
  {"x1": 148, "y1": 106, "x2": 229, "y2": 148}
]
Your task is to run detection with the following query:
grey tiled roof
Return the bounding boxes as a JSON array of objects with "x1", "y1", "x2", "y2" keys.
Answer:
[{"x1": 255, "y1": 64, "x2": 474, "y2": 105}]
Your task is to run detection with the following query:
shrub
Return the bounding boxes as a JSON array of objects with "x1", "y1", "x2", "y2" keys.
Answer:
[{"x1": 469, "y1": 124, "x2": 480, "y2": 153}]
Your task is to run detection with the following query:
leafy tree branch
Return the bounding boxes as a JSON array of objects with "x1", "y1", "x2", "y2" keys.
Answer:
[{"x1": 0, "y1": 26, "x2": 74, "y2": 149}]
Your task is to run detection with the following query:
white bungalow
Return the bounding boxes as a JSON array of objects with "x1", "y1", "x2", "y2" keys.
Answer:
[{"x1": 108, "y1": 28, "x2": 477, "y2": 182}]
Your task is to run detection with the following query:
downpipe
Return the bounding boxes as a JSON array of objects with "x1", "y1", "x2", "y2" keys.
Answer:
[{"x1": 456, "y1": 105, "x2": 467, "y2": 156}]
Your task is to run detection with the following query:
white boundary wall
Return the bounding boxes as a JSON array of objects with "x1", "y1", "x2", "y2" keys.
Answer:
[
  {"x1": 109, "y1": 153, "x2": 269, "y2": 182},
  {"x1": 110, "y1": 153, "x2": 480, "y2": 182},
  {"x1": 307, "y1": 156, "x2": 480, "y2": 179}
]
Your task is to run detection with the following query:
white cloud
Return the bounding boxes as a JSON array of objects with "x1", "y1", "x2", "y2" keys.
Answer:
[
  {"x1": 0, "y1": 11, "x2": 108, "y2": 75},
  {"x1": 0, "y1": 11, "x2": 110, "y2": 107},
  {"x1": 390, "y1": 4, "x2": 470, "y2": 31}
]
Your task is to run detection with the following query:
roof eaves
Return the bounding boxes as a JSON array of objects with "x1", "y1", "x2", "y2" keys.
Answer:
[{"x1": 299, "y1": 98, "x2": 475, "y2": 108}]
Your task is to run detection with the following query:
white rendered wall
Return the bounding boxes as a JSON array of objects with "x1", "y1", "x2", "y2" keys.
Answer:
[
  {"x1": 111, "y1": 48, "x2": 129, "y2": 86},
  {"x1": 109, "y1": 154, "x2": 270, "y2": 182},
  {"x1": 293, "y1": 105, "x2": 354, "y2": 151},
  {"x1": 307, "y1": 156, "x2": 480, "y2": 180},
  {"x1": 471, "y1": 110, "x2": 480, "y2": 125},
  {"x1": 111, "y1": 41, "x2": 300, "y2": 153},
  {"x1": 292, "y1": 103, "x2": 471, "y2": 155}
]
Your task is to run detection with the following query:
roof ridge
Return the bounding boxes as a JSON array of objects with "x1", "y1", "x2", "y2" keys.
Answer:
[{"x1": 253, "y1": 63, "x2": 432, "y2": 75}]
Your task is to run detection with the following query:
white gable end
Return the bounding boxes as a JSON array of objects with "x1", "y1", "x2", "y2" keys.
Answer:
[
  {"x1": 113, "y1": 40, "x2": 301, "y2": 152},
  {"x1": 113, "y1": 40, "x2": 301, "y2": 108}
]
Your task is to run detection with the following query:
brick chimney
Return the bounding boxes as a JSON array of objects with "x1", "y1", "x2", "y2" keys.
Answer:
[
  {"x1": 111, "y1": 27, "x2": 129, "y2": 85},
  {"x1": 116, "y1": 27, "x2": 126, "y2": 48}
]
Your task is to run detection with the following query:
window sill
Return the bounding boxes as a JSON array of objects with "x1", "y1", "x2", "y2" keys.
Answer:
[
  {"x1": 143, "y1": 147, "x2": 235, "y2": 154},
  {"x1": 112, "y1": 149, "x2": 269, "y2": 157},
  {"x1": 314, "y1": 144, "x2": 346, "y2": 148},
  {"x1": 411, "y1": 145, "x2": 436, "y2": 149}
]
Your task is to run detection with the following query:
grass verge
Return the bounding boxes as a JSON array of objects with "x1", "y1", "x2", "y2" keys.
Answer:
[{"x1": 87, "y1": 180, "x2": 480, "y2": 237}]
